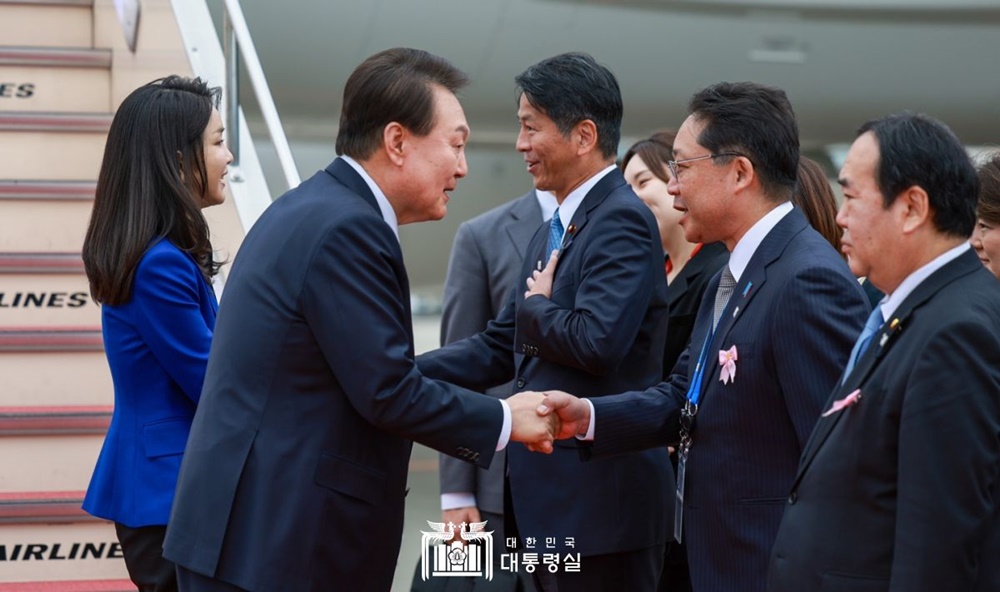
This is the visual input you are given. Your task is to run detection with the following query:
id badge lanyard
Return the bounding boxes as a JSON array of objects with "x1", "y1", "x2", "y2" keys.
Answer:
[{"x1": 673, "y1": 323, "x2": 716, "y2": 543}]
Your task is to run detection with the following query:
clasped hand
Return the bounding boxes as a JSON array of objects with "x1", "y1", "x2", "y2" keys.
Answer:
[{"x1": 506, "y1": 389, "x2": 592, "y2": 453}]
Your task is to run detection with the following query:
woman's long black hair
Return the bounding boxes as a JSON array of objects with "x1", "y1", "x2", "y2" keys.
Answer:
[{"x1": 83, "y1": 75, "x2": 223, "y2": 305}]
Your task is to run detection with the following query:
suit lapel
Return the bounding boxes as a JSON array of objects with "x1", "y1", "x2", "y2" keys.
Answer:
[
  {"x1": 324, "y1": 157, "x2": 411, "y2": 326},
  {"x1": 696, "y1": 210, "x2": 808, "y2": 402},
  {"x1": 505, "y1": 192, "x2": 543, "y2": 260},
  {"x1": 792, "y1": 249, "x2": 985, "y2": 487},
  {"x1": 554, "y1": 168, "x2": 626, "y2": 259}
]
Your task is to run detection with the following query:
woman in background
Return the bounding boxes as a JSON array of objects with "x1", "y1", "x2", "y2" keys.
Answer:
[
  {"x1": 622, "y1": 131, "x2": 729, "y2": 374},
  {"x1": 621, "y1": 131, "x2": 728, "y2": 592},
  {"x1": 972, "y1": 151, "x2": 1000, "y2": 278},
  {"x1": 793, "y1": 156, "x2": 843, "y2": 252},
  {"x1": 81, "y1": 75, "x2": 232, "y2": 592},
  {"x1": 793, "y1": 156, "x2": 883, "y2": 307}
]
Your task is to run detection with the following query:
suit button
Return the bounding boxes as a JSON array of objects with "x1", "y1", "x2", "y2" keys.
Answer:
[
  {"x1": 788, "y1": 492, "x2": 797, "y2": 504},
  {"x1": 516, "y1": 377, "x2": 526, "y2": 389}
]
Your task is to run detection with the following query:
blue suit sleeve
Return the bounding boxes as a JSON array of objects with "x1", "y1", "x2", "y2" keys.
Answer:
[
  {"x1": 587, "y1": 349, "x2": 690, "y2": 457},
  {"x1": 417, "y1": 290, "x2": 518, "y2": 393},
  {"x1": 130, "y1": 245, "x2": 214, "y2": 404}
]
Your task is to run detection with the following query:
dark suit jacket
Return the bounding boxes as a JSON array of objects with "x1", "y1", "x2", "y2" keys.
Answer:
[
  {"x1": 588, "y1": 208, "x2": 869, "y2": 592},
  {"x1": 663, "y1": 241, "x2": 729, "y2": 376},
  {"x1": 163, "y1": 159, "x2": 504, "y2": 592},
  {"x1": 418, "y1": 168, "x2": 673, "y2": 558},
  {"x1": 438, "y1": 191, "x2": 543, "y2": 515},
  {"x1": 768, "y1": 249, "x2": 1000, "y2": 592},
  {"x1": 83, "y1": 239, "x2": 216, "y2": 528}
]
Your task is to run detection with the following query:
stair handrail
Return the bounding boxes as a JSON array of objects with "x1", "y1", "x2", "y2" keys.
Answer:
[
  {"x1": 171, "y1": 0, "x2": 296, "y2": 232},
  {"x1": 220, "y1": 0, "x2": 300, "y2": 190}
]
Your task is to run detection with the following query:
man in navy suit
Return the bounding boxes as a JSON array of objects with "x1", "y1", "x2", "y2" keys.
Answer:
[
  {"x1": 417, "y1": 53, "x2": 672, "y2": 591},
  {"x1": 433, "y1": 190, "x2": 554, "y2": 592},
  {"x1": 767, "y1": 114, "x2": 1000, "y2": 592},
  {"x1": 537, "y1": 82, "x2": 870, "y2": 592},
  {"x1": 163, "y1": 48, "x2": 555, "y2": 592}
]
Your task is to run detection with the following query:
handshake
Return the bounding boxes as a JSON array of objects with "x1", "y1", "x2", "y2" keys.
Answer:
[{"x1": 505, "y1": 390, "x2": 592, "y2": 453}]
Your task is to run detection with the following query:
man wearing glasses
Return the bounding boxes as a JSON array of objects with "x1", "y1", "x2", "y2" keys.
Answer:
[{"x1": 535, "y1": 82, "x2": 870, "y2": 592}]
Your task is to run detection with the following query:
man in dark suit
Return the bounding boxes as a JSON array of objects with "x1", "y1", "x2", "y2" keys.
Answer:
[
  {"x1": 767, "y1": 114, "x2": 1000, "y2": 592},
  {"x1": 162, "y1": 48, "x2": 554, "y2": 592},
  {"x1": 417, "y1": 53, "x2": 672, "y2": 591},
  {"x1": 434, "y1": 190, "x2": 553, "y2": 592},
  {"x1": 537, "y1": 82, "x2": 870, "y2": 592}
]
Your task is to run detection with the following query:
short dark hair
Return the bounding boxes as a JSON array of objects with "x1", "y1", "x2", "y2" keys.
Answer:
[
  {"x1": 83, "y1": 75, "x2": 222, "y2": 305},
  {"x1": 336, "y1": 48, "x2": 469, "y2": 160},
  {"x1": 794, "y1": 156, "x2": 843, "y2": 252},
  {"x1": 688, "y1": 82, "x2": 799, "y2": 201},
  {"x1": 977, "y1": 152, "x2": 1000, "y2": 226},
  {"x1": 858, "y1": 112, "x2": 978, "y2": 238},
  {"x1": 621, "y1": 130, "x2": 677, "y2": 186},
  {"x1": 515, "y1": 52, "x2": 622, "y2": 159}
]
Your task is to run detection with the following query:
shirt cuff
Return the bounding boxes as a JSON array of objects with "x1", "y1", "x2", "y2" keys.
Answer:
[
  {"x1": 441, "y1": 493, "x2": 477, "y2": 511},
  {"x1": 576, "y1": 398, "x2": 596, "y2": 441},
  {"x1": 497, "y1": 399, "x2": 512, "y2": 451}
]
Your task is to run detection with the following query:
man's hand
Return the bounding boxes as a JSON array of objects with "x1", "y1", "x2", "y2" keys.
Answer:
[
  {"x1": 525, "y1": 251, "x2": 558, "y2": 299},
  {"x1": 537, "y1": 390, "x2": 591, "y2": 440},
  {"x1": 507, "y1": 391, "x2": 558, "y2": 453},
  {"x1": 442, "y1": 507, "x2": 481, "y2": 544}
]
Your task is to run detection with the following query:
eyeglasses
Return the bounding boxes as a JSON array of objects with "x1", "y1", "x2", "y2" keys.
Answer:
[{"x1": 668, "y1": 152, "x2": 744, "y2": 180}]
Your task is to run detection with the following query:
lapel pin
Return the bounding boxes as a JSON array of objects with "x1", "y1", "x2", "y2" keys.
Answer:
[
  {"x1": 742, "y1": 281, "x2": 753, "y2": 297},
  {"x1": 879, "y1": 318, "x2": 901, "y2": 347},
  {"x1": 732, "y1": 306, "x2": 740, "y2": 318},
  {"x1": 566, "y1": 224, "x2": 577, "y2": 235}
]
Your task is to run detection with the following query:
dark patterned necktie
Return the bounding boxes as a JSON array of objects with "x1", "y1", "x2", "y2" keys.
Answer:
[{"x1": 712, "y1": 266, "x2": 736, "y2": 330}]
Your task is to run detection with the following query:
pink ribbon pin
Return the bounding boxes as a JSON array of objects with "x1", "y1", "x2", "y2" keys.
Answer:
[
  {"x1": 822, "y1": 389, "x2": 861, "y2": 417},
  {"x1": 718, "y1": 345, "x2": 738, "y2": 385}
]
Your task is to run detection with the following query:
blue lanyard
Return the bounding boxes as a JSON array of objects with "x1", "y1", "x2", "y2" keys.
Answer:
[{"x1": 685, "y1": 324, "x2": 717, "y2": 408}]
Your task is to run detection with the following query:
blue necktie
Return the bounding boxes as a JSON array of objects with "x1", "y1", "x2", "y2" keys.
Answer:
[
  {"x1": 842, "y1": 306, "x2": 884, "y2": 383},
  {"x1": 547, "y1": 208, "x2": 564, "y2": 257}
]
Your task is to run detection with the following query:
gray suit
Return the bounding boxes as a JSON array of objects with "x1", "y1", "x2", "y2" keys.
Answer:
[{"x1": 437, "y1": 191, "x2": 543, "y2": 516}]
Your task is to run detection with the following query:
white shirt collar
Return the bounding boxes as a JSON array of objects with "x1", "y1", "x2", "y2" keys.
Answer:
[
  {"x1": 878, "y1": 241, "x2": 970, "y2": 321},
  {"x1": 340, "y1": 156, "x2": 399, "y2": 242},
  {"x1": 535, "y1": 190, "x2": 558, "y2": 222},
  {"x1": 728, "y1": 201, "x2": 794, "y2": 281},
  {"x1": 554, "y1": 164, "x2": 617, "y2": 229}
]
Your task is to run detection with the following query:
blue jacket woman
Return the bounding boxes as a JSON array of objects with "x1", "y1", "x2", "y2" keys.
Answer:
[{"x1": 81, "y1": 75, "x2": 232, "y2": 592}]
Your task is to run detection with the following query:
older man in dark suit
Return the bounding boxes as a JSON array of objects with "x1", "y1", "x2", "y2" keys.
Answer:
[
  {"x1": 767, "y1": 113, "x2": 1000, "y2": 592},
  {"x1": 162, "y1": 48, "x2": 554, "y2": 592},
  {"x1": 417, "y1": 53, "x2": 672, "y2": 592},
  {"x1": 538, "y1": 82, "x2": 870, "y2": 592}
]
